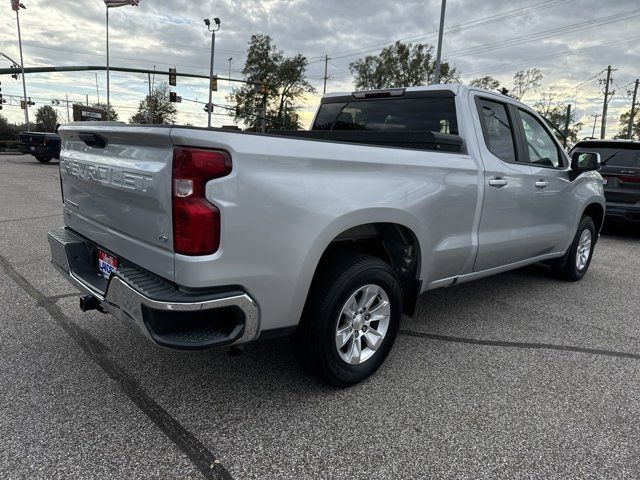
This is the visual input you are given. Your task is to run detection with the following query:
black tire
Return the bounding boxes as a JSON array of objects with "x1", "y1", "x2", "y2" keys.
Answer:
[
  {"x1": 35, "y1": 156, "x2": 52, "y2": 163},
  {"x1": 554, "y1": 215, "x2": 596, "y2": 281},
  {"x1": 293, "y1": 252, "x2": 402, "y2": 387}
]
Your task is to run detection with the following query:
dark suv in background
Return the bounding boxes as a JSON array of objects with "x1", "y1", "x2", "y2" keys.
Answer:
[{"x1": 571, "y1": 140, "x2": 640, "y2": 224}]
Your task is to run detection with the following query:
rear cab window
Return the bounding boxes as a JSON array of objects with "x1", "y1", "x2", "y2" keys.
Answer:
[
  {"x1": 312, "y1": 95, "x2": 458, "y2": 135},
  {"x1": 573, "y1": 143, "x2": 640, "y2": 168}
]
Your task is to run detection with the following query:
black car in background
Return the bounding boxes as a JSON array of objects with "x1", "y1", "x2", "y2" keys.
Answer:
[
  {"x1": 18, "y1": 131, "x2": 61, "y2": 163},
  {"x1": 571, "y1": 140, "x2": 640, "y2": 224}
]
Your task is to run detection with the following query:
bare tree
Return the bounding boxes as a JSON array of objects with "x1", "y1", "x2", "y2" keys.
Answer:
[{"x1": 511, "y1": 68, "x2": 543, "y2": 100}]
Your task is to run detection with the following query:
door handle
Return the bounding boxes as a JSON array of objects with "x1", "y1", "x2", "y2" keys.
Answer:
[
  {"x1": 535, "y1": 180, "x2": 549, "y2": 188},
  {"x1": 488, "y1": 177, "x2": 508, "y2": 188}
]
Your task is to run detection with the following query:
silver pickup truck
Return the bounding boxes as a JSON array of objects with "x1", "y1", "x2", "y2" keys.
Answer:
[{"x1": 48, "y1": 85, "x2": 605, "y2": 386}]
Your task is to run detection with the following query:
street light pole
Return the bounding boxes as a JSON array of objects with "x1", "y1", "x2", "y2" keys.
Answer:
[
  {"x1": 15, "y1": 7, "x2": 29, "y2": 130},
  {"x1": 204, "y1": 17, "x2": 221, "y2": 128},
  {"x1": 106, "y1": 6, "x2": 110, "y2": 120},
  {"x1": 433, "y1": 0, "x2": 447, "y2": 84},
  {"x1": 228, "y1": 57, "x2": 232, "y2": 86}
]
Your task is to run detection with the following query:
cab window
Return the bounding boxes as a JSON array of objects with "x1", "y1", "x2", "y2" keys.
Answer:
[
  {"x1": 477, "y1": 98, "x2": 517, "y2": 163},
  {"x1": 518, "y1": 109, "x2": 562, "y2": 168}
]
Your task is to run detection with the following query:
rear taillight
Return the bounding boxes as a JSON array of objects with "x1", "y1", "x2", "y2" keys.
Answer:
[
  {"x1": 620, "y1": 176, "x2": 640, "y2": 184},
  {"x1": 172, "y1": 147, "x2": 232, "y2": 256}
]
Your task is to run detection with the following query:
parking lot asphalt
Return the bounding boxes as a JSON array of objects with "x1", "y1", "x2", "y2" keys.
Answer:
[{"x1": 1, "y1": 153, "x2": 640, "y2": 480}]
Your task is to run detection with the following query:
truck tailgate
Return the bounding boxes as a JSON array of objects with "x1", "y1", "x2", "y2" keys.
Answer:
[{"x1": 58, "y1": 125, "x2": 175, "y2": 281}]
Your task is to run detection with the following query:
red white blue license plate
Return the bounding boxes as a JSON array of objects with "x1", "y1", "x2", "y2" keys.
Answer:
[{"x1": 97, "y1": 250, "x2": 118, "y2": 279}]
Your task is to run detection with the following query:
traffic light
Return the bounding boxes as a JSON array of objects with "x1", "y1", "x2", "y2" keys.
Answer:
[
  {"x1": 169, "y1": 91, "x2": 177, "y2": 103},
  {"x1": 169, "y1": 67, "x2": 176, "y2": 86},
  {"x1": 20, "y1": 100, "x2": 25, "y2": 109},
  {"x1": 210, "y1": 75, "x2": 218, "y2": 92}
]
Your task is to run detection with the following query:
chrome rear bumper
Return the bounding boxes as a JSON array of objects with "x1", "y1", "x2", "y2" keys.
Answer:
[{"x1": 47, "y1": 228, "x2": 259, "y2": 349}]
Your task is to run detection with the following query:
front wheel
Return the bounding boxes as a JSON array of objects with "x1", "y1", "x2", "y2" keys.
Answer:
[
  {"x1": 555, "y1": 215, "x2": 596, "y2": 281},
  {"x1": 293, "y1": 252, "x2": 402, "y2": 387},
  {"x1": 35, "y1": 156, "x2": 52, "y2": 163}
]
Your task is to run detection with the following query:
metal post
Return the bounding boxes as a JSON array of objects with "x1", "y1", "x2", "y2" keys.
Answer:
[
  {"x1": 323, "y1": 54, "x2": 329, "y2": 94},
  {"x1": 95, "y1": 73, "x2": 100, "y2": 105},
  {"x1": 106, "y1": 7, "x2": 111, "y2": 120},
  {"x1": 207, "y1": 30, "x2": 215, "y2": 128},
  {"x1": 16, "y1": 9, "x2": 29, "y2": 130},
  {"x1": 147, "y1": 72, "x2": 152, "y2": 124},
  {"x1": 261, "y1": 92, "x2": 267, "y2": 133},
  {"x1": 627, "y1": 79, "x2": 639, "y2": 140},
  {"x1": 65, "y1": 93, "x2": 70, "y2": 123},
  {"x1": 563, "y1": 104, "x2": 571, "y2": 147},
  {"x1": 591, "y1": 113, "x2": 598, "y2": 138},
  {"x1": 600, "y1": 65, "x2": 611, "y2": 139},
  {"x1": 433, "y1": 0, "x2": 447, "y2": 84}
]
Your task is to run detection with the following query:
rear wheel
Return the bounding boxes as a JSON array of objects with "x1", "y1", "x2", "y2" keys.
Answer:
[
  {"x1": 555, "y1": 215, "x2": 596, "y2": 281},
  {"x1": 35, "y1": 155, "x2": 52, "y2": 163},
  {"x1": 293, "y1": 252, "x2": 402, "y2": 387}
]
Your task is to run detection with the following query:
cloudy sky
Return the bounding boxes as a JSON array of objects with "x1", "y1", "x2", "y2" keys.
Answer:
[{"x1": 1, "y1": 0, "x2": 639, "y2": 137}]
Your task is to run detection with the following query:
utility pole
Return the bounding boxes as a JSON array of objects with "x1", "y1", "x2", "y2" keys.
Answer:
[
  {"x1": 204, "y1": 17, "x2": 221, "y2": 128},
  {"x1": 591, "y1": 113, "x2": 599, "y2": 138},
  {"x1": 563, "y1": 104, "x2": 571, "y2": 148},
  {"x1": 65, "y1": 93, "x2": 70, "y2": 123},
  {"x1": 323, "y1": 54, "x2": 329, "y2": 94},
  {"x1": 433, "y1": 0, "x2": 447, "y2": 84},
  {"x1": 627, "y1": 78, "x2": 639, "y2": 140},
  {"x1": 14, "y1": 5, "x2": 29, "y2": 130},
  {"x1": 86, "y1": 94, "x2": 89, "y2": 106},
  {"x1": 228, "y1": 57, "x2": 232, "y2": 86},
  {"x1": 600, "y1": 65, "x2": 613, "y2": 139}
]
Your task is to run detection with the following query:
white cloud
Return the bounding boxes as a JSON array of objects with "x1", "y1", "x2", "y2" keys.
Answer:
[{"x1": 0, "y1": 0, "x2": 638, "y2": 137}]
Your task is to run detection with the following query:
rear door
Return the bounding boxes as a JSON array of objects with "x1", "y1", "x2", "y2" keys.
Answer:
[
  {"x1": 472, "y1": 95, "x2": 539, "y2": 271},
  {"x1": 58, "y1": 125, "x2": 176, "y2": 281}
]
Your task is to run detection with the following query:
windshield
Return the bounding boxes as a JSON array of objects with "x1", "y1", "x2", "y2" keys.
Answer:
[
  {"x1": 312, "y1": 97, "x2": 458, "y2": 135},
  {"x1": 573, "y1": 145, "x2": 640, "y2": 168}
]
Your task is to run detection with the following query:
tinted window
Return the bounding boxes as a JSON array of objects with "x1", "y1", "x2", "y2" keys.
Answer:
[
  {"x1": 477, "y1": 99, "x2": 517, "y2": 163},
  {"x1": 312, "y1": 98, "x2": 458, "y2": 134},
  {"x1": 573, "y1": 146, "x2": 640, "y2": 168},
  {"x1": 519, "y1": 109, "x2": 562, "y2": 167}
]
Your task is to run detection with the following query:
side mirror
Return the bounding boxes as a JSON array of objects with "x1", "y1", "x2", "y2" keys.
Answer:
[{"x1": 571, "y1": 151, "x2": 601, "y2": 172}]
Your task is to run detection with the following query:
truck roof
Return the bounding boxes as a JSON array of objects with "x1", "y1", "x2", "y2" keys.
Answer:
[{"x1": 322, "y1": 84, "x2": 485, "y2": 100}]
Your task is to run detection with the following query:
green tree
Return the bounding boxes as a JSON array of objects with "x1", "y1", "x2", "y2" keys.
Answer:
[
  {"x1": 230, "y1": 34, "x2": 313, "y2": 131},
  {"x1": 615, "y1": 106, "x2": 640, "y2": 140},
  {"x1": 129, "y1": 83, "x2": 176, "y2": 124},
  {"x1": 511, "y1": 68, "x2": 543, "y2": 100},
  {"x1": 349, "y1": 41, "x2": 460, "y2": 90},
  {"x1": 534, "y1": 92, "x2": 583, "y2": 146},
  {"x1": 34, "y1": 105, "x2": 59, "y2": 132},
  {"x1": 469, "y1": 75, "x2": 501, "y2": 90},
  {"x1": 0, "y1": 113, "x2": 21, "y2": 140}
]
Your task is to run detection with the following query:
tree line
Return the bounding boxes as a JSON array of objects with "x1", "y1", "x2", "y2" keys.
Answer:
[{"x1": 1, "y1": 38, "x2": 638, "y2": 142}]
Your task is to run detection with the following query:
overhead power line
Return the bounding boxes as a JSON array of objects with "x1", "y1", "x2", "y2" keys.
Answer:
[{"x1": 325, "y1": 0, "x2": 577, "y2": 61}]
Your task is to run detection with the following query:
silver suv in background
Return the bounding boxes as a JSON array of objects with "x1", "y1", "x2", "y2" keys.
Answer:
[{"x1": 48, "y1": 85, "x2": 605, "y2": 386}]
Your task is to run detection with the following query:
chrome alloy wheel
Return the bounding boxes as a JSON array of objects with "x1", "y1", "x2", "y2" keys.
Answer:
[
  {"x1": 576, "y1": 229, "x2": 592, "y2": 271},
  {"x1": 334, "y1": 284, "x2": 391, "y2": 365}
]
